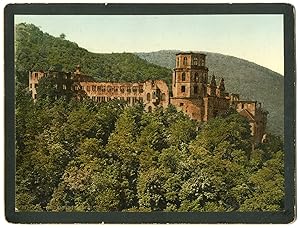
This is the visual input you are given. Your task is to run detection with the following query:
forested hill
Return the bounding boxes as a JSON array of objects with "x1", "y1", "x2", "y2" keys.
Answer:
[
  {"x1": 15, "y1": 23, "x2": 172, "y2": 85},
  {"x1": 136, "y1": 51, "x2": 284, "y2": 136}
]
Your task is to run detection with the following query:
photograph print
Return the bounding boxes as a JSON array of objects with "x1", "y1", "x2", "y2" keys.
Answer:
[{"x1": 5, "y1": 3, "x2": 295, "y2": 224}]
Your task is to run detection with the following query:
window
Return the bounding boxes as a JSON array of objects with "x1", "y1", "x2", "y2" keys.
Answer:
[
  {"x1": 114, "y1": 87, "x2": 119, "y2": 92},
  {"x1": 132, "y1": 87, "x2": 137, "y2": 93},
  {"x1": 107, "y1": 86, "x2": 112, "y2": 92},
  {"x1": 127, "y1": 87, "x2": 131, "y2": 93},
  {"x1": 194, "y1": 85, "x2": 198, "y2": 94},
  {"x1": 132, "y1": 97, "x2": 137, "y2": 105},
  {"x1": 180, "y1": 103, "x2": 184, "y2": 107},
  {"x1": 195, "y1": 72, "x2": 199, "y2": 82},
  {"x1": 139, "y1": 86, "x2": 144, "y2": 93},
  {"x1": 183, "y1": 57, "x2": 187, "y2": 65},
  {"x1": 152, "y1": 91, "x2": 157, "y2": 99},
  {"x1": 97, "y1": 86, "x2": 101, "y2": 91},
  {"x1": 181, "y1": 86, "x2": 186, "y2": 93},
  {"x1": 201, "y1": 59, "x2": 205, "y2": 66},
  {"x1": 193, "y1": 57, "x2": 198, "y2": 65},
  {"x1": 147, "y1": 93, "x2": 150, "y2": 101},
  {"x1": 174, "y1": 73, "x2": 177, "y2": 87},
  {"x1": 63, "y1": 84, "x2": 67, "y2": 90},
  {"x1": 92, "y1": 85, "x2": 96, "y2": 91},
  {"x1": 102, "y1": 86, "x2": 106, "y2": 92},
  {"x1": 182, "y1": 73, "x2": 186, "y2": 81},
  {"x1": 120, "y1": 87, "x2": 125, "y2": 93},
  {"x1": 35, "y1": 73, "x2": 38, "y2": 79},
  {"x1": 29, "y1": 83, "x2": 32, "y2": 88}
]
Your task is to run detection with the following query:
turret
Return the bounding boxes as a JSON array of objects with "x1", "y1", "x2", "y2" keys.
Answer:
[
  {"x1": 216, "y1": 78, "x2": 225, "y2": 97},
  {"x1": 207, "y1": 74, "x2": 217, "y2": 96}
]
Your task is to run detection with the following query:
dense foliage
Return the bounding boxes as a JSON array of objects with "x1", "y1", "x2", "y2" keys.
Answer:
[
  {"x1": 16, "y1": 85, "x2": 284, "y2": 212},
  {"x1": 137, "y1": 50, "x2": 284, "y2": 136}
]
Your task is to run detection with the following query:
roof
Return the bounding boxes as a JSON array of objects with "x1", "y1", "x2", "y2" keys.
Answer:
[{"x1": 176, "y1": 52, "x2": 206, "y2": 56}]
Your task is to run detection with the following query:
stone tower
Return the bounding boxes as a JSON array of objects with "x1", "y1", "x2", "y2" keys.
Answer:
[
  {"x1": 172, "y1": 52, "x2": 209, "y2": 99},
  {"x1": 170, "y1": 52, "x2": 209, "y2": 120}
]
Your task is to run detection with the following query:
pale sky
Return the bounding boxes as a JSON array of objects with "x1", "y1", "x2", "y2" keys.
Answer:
[{"x1": 15, "y1": 15, "x2": 284, "y2": 75}]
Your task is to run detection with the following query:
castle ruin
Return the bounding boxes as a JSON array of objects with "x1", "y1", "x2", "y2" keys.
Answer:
[{"x1": 29, "y1": 52, "x2": 268, "y2": 143}]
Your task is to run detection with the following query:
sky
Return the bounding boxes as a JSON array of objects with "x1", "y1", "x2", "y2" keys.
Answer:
[{"x1": 15, "y1": 14, "x2": 284, "y2": 75}]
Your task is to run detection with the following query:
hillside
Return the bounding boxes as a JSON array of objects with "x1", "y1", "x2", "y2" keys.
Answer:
[
  {"x1": 136, "y1": 50, "x2": 284, "y2": 136},
  {"x1": 15, "y1": 23, "x2": 172, "y2": 85}
]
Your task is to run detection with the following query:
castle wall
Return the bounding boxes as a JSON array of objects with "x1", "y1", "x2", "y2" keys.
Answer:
[
  {"x1": 29, "y1": 71, "x2": 169, "y2": 112},
  {"x1": 170, "y1": 98, "x2": 203, "y2": 120}
]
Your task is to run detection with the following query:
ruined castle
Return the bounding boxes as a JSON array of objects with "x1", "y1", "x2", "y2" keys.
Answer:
[{"x1": 29, "y1": 52, "x2": 268, "y2": 143}]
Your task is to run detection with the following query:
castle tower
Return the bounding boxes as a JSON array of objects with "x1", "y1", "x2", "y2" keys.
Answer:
[
  {"x1": 170, "y1": 52, "x2": 209, "y2": 120},
  {"x1": 172, "y1": 52, "x2": 209, "y2": 98}
]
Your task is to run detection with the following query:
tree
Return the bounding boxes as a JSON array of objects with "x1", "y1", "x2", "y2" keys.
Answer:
[
  {"x1": 105, "y1": 106, "x2": 143, "y2": 210},
  {"x1": 59, "y1": 33, "x2": 66, "y2": 39}
]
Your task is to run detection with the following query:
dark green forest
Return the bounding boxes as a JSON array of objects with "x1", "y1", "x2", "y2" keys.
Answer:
[
  {"x1": 15, "y1": 23, "x2": 284, "y2": 212},
  {"x1": 16, "y1": 91, "x2": 284, "y2": 212}
]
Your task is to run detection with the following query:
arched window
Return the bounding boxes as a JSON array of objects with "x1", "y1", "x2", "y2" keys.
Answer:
[
  {"x1": 174, "y1": 73, "x2": 176, "y2": 87},
  {"x1": 195, "y1": 72, "x2": 199, "y2": 82},
  {"x1": 147, "y1": 93, "x2": 150, "y2": 101},
  {"x1": 181, "y1": 86, "x2": 186, "y2": 93},
  {"x1": 200, "y1": 59, "x2": 205, "y2": 66},
  {"x1": 182, "y1": 72, "x2": 186, "y2": 81},
  {"x1": 183, "y1": 57, "x2": 187, "y2": 65},
  {"x1": 193, "y1": 57, "x2": 198, "y2": 65},
  {"x1": 161, "y1": 93, "x2": 166, "y2": 101}
]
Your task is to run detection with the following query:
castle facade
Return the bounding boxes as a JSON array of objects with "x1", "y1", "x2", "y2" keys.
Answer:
[{"x1": 29, "y1": 52, "x2": 268, "y2": 143}]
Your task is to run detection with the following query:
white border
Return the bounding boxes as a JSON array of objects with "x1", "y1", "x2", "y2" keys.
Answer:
[{"x1": 0, "y1": 0, "x2": 298, "y2": 227}]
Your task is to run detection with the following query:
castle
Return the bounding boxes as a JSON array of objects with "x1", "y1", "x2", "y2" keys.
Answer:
[{"x1": 29, "y1": 52, "x2": 268, "y2": 143}]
